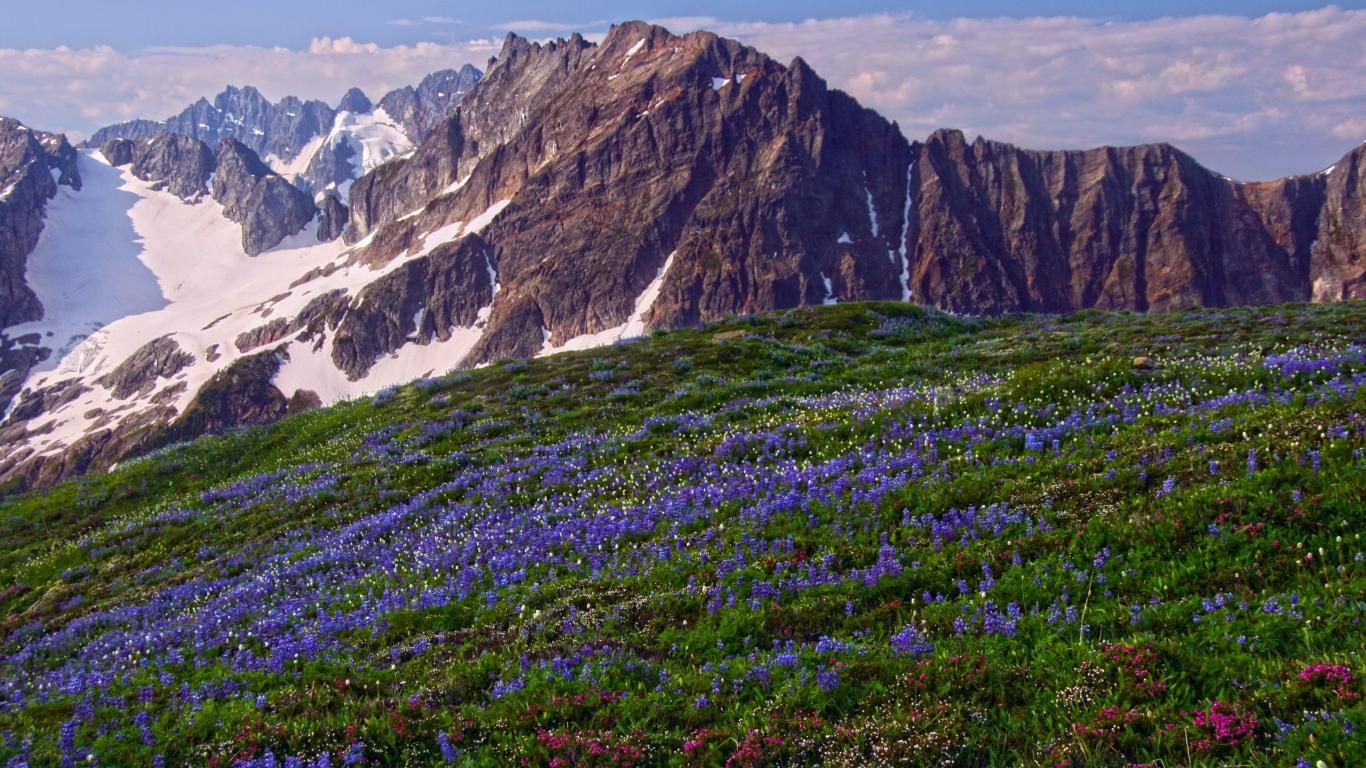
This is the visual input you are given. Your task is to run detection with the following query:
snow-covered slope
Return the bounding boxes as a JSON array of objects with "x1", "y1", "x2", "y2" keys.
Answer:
[
  {"x1": 277, "y1": 107, "x2": 414, "y2": 197},
  {"x1": 0, "y1": 150, "x2": 511, "y2": 470},
  {"x1": 324, "y1": 108, "x2": 414, "y2": 198}
]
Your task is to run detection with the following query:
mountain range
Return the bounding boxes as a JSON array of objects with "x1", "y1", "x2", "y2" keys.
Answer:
[{"x1": 0, "y1": 20, "x2": 1362, "y2": 491}]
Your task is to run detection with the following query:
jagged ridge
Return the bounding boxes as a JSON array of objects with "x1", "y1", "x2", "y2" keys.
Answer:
[{"x1": 340, "y1": 21, "x2": 1366, "y2": 367}]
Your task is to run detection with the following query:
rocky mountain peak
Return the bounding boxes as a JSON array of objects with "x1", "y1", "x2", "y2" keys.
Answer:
[
  {"x1": 1, "y1": 116, "x2": 83, "y2": 409},
  {"x1": 337, "y1": 87, "x2": 373, "y2": 114},
  {"x1": 376, "y1": 67, "x2": 484, "y2": 145},
  {"x1": 89, "y1": 86, "x2": 337, "y2": 167}
]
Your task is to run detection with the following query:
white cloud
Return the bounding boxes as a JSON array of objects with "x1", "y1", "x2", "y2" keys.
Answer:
[
  {"x1": 388, "y1": 16, "x2": 459, "y2": 27},
  {"x1": 1, "y1": 8, "x2": 1361, "y2": 179},
  {"x1": 494, "y1": 19, "x2": 608, "y2": 34},
  {"x1": 1334, "y1": 117, "x2": 1366, "y2": 140}
]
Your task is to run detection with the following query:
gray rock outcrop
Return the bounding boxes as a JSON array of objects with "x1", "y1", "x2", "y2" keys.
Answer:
[
  {"x1": 100, "y1": 137, "x2": 135, "y2": 166},
  {"x1": 128, "y1": 133, "x2": 215, "y2": 201},
  {"x1": 316, "y1": 191, "x2": 348, "y2": 241},
  {"x1": 377, "y1": 65, "x2": 483, "y2": 142},
  {"x1": 96, "y1": 335, "x2": 195, "y2": 399},
  {"x1": 212, "y1": 139, "x2": 317, "y2": 254}
]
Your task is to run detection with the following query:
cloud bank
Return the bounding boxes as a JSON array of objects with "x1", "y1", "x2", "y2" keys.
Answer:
[{"x1": 1, "y1": 7, "x2": 1361, "y2": 179}]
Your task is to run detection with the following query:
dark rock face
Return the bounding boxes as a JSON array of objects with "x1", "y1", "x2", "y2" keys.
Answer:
[
  {"x1": 0, "y1": 343, "x2": 53, "y2": 418},
  {"x1": 89, "y1": 86, "x2": 336, "y2": 168},
  {"x1": 1, "y1": 119, "x2": 58, "y2": 329},
  {"x1": 155, "y1": 349, "x2": 289, "y2": 447},
  {"x1": 34, "y1": 130, "x2": 82, "y2": 191},
  {"x1": 377, "y1": 65, "x2": 483, "y2": 143},
  {"x1": 3, "y1": 402, "x2": 179, "y2": 491},
  {"x1": 902, "y1": 131, "x2": 1311, "y2": 313},
  {"x1": 233, "y1": 288, "x2": 348, "y2": 354},
  {"x1": 337, "y1": 87, "x2": 373, "y2": 115},
  {"x1": 331, "y1": 235, "x2": 495, "y2": 378},
  {"x1": 100, "y1": 137, "x2": 135, "y2": 166},
  {"x1": 316, "y1": 191, "x2": 348, "y2": 241},
  {"x1": 3, "y1": 377, "x2": 86, "y2": 424},
  {"x1": 299, "y1": 133, "x2": 358, "y2": 194},
  {"x1": 128, "y1": 133, "x2": 215, "y2": 201},
  {"x1": 1, "y1": 116, "x2": 81, "y2": 335},
  {"x1": 1311, "y1": 145, "x2": 1366, "y2": 301},
  {"x1": 5, "y1": 347, "x2": 289, "y2": 489},
  {"x1": 212, "y1": 139, "x2": 317, "y2": 254},
  {"x1": 96, "y1": 335, "x2": 195, "y2": 399}
]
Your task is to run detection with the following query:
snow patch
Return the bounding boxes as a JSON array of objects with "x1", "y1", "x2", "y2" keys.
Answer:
[
  {"x1": 442, "y1": 173, "x2": 472, "y2": 196},
  {"x1": 865, "y1": 181, "x2": 880, "y2": 239},
  {"x1": 540, "y1": 251, "x2": 675, "y2": 355},
  {"x1": 712, "y1": 77, "x2": 731, "y2": 91},
  {"x1": 821, "y1": 273, "x2": 837, "y2": 305},
  {"x1": 837, "y1": 232, "x2": 852, "y2": 245},
  {"x1": 465, "y1": 199, "x2": 511, "y2": 235},
  {"x1": 484, "y1": 248, "x2": 500, "y2": 298},
  {"x1": 265, "y1": 134, "x2": 325, "y2": 180},
  {"x1": 898, "y1": 160, "x2": 914, "y2": 301},
  {"x1": 326, "y1": 107, "x2": 414, "y2": 189}
]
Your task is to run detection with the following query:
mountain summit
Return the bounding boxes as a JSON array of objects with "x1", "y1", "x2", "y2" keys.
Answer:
[{"x1": 341, "y1": 21, "x2": 1366, "y2": 365}]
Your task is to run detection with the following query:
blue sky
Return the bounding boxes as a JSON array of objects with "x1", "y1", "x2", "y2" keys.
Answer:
[
  {"x1": 0, "y1": 4, "x2": 1362, "y2": 179},
  {"x1": 2, "y1": 1, "x2": 1358, "y2": 49}
]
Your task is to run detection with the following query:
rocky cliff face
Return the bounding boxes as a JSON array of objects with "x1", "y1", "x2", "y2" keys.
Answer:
[
  {"x1": 1, "y1": 118, "x2": 58, "y2": 330},
  {"x1": 126, "y1": 133, "x2": 216, "y2": 201},
  {"x1": 1311, "y1": 145, "x2": 1366, "y2": 302},
  {"x1": 99, "y1": 137, "x2": 135, "y2": 166},
  {"x1": 331, "y1": 235, "x2": 496, "y2": 379},
  {"x1": 337, "y1": 87, "x2": 374, "y2": 115},
  {"x1": 104, "y1": 131, "x2": 315, "y2": 252},
  {"x1": 1, "y1": 119, "x2": 82, "y2": 325},
  {"x1": 212, "y1": 139, "x2": 317, "y2": 254},
  {"x1": 903, "y1": 131, "x2": 1313, "y2": 314},
  {"x1": 340, "y1": 23, "x2": 1365, "y2": 367},
  {"x1": 1, "y1": 117, "x2": 82, "y2": 416},
  {"x1": 377, "y1": 65, "x2": 483, "y2": 143},
  {"x1": 316, "y1": 191, "x2": 348, "y2": 241}
]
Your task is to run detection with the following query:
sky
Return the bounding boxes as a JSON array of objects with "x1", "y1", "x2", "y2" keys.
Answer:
[{"x1": 1, "y1": 2, "x2": 1363, "y2": 179}]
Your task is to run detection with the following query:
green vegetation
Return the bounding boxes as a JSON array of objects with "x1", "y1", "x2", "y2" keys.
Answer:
[{"x1": 1, "y1": 301, "x2": 1362, "y2": 767}]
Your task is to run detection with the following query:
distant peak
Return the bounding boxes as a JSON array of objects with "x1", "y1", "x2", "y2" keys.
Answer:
[
  {"x1": 603, "y1": 20, "x2": 683, "y2": 52},
  {"x1": 498, "y1": 31, "x2": 533, "y2": 60},
  {"x1": 337, "y1": 87, "x2": 373, "y2": 114}
]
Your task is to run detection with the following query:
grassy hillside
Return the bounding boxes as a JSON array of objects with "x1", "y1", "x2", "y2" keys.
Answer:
[{"x1": 1, "y1": 301, "x2": 1363, "y2": 767}]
